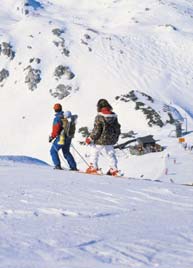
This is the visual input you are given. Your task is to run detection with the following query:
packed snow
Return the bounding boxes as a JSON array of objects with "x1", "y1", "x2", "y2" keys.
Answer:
[{"x1": 0, "y1": 157, "x2": 193, "y2": 268}]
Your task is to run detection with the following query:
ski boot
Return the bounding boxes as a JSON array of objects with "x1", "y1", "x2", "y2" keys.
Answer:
[
  {"x1": 86, "y1": 164, "x2": 102, "y2": 175},
  {"x1": 106, "y1": 168, "x2": 122, "y2": 176}
]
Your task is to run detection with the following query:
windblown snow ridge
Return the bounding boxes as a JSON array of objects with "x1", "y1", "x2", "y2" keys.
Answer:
[{"x1": 0, "y1": 155, "x2": 48, "y2": 166}]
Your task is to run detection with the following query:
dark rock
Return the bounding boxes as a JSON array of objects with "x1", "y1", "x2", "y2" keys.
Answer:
[
  {"x1": 36, "y1": 58, "x2": 41, "y2": 64},
  {"x1": 116, "y1": 90, "x2": 165, "y2": 127},
  {"x1": 121, "y1": 131, "x2": 136, "y2": 139},
  {"x1": 29, "y1": 58, "x2": 34, "y2": 63},
  {"x1": 29, "y1": 58, "x2": 41, "y2": 64},
  {"x1": 166, "y1": 113, "x2": 175, "y2": 124},
  {"x1": 84, "y1": 34, "x2": 91, "y2": 40},
  {"x1": 141, "y1": 92, "x2": 153, "y2": 102},
  {"x1": 54, "y1": 65, "x2": 75, "y2": 80},
  {"x1": 53, "y1": 41, "x2": 59, "y2": 47},
  {"x1": 52, "y1": 28, "x2": 65, "y2": 36},
  {"x1": 78, "y1": 127, "x2": 90, "y2": 137},
  {"x1": 24, "y1": 66, "x2": 41, "y2": 91},
  {"x1": 52, "y1": 28, "x2": 70, "y2": 57},
  {"x1": 53, "y1": 38, "x2": 70, "y2": 57},
  {"x1": 50, "y1": 84, "x2": 72, "y2": 99},
  {"x1": 165, "y1": 24, "x2": 178, "y2": 31},
  {"x1": 62, "y1": 47, "x2": 70, "y2": 57},
  {"x1": 0, "y1": 42, "x2": 15, "y2": 60},
  {"x1": 0, "y1": 69, "x2": 9, "y2": 82},
  {"x1": 135, "y1": 101, "x2": 145, "y2": 110},
  {"x1": 81, "y1": 39, "x2": 88, "y2": 46}
]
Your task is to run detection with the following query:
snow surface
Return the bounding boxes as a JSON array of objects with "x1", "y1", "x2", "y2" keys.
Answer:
[
  {"x1": 0, "y1": 157, "x2": 193, "y2": 268},
  {"x1": 1, "y1": 1, "x2": 193, "y2": 265}
]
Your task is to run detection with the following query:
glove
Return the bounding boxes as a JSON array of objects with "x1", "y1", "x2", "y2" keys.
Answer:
[
  {"x1": 49, "y1": 136, "x2": 54, "y2": 143},
  {"x1": 85, "y1": 137, "x2": 92, "y2": 145}
]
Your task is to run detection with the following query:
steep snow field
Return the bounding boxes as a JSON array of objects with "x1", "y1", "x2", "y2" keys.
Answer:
[
  {"x1": 0, "y1": 2, "x2": 193, "y2": 175},
  {"x1": 0, "y1": 158, "x2": 193, "y2": 268}
]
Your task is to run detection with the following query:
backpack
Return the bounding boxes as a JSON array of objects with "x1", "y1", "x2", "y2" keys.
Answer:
[
  {"x1": 104, "y1": 118, "x2": 121, "y2": 145},
  {"x1": 94, "y1": 115, "x2": 121, "y2": 145},
  {"x1": 58, "y1": 115, "x2": 77, "y2": 145}
]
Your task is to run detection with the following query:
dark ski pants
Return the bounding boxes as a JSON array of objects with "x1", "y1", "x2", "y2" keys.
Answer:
[{"x1": 50, "y1": 137, "x2": 77, "y2": 169}]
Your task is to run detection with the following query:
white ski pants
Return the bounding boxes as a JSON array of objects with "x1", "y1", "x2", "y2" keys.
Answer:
[{"x1": 89, "y1": 144, "x2": 118, "y2": 170}]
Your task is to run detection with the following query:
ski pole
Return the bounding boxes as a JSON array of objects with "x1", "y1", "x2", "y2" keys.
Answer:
[{"x1": 71, "y1": 143, "x2": 90, "y2": 167}]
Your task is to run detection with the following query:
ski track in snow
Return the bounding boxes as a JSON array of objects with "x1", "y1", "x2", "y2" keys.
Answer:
[{"x1": 0, "y1": 163, "x2": 193, "y2": 268}]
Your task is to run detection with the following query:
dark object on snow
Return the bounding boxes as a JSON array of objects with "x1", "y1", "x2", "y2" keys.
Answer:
[
  {"x1": 24, "y1": 66, "x2": 41, "y2": 91},
  {"x1": 136, "y1": 135, "x2": 156, "y2": 147},
  {"x1": 115, "y1": 135, "x2": 162, "y2": 155},
  {"x1": 0, "y1": 69, "x2": 9, "y2": 82},
  {"x1": 130, "y1": 135, "x2": 162, "y2": 155},
  {"x1": 54, "y1": 65, "x2": 75, "y2": 80},
  {"x1": 114, "y1": 138, "x2": 137, "y2": 150},
  {"x1": 175, "y1": 120, "x2": 182, "y2": 138},
  {"x1": 78, "y1": 127, "x2": 90, "y2": 138},
  {"x1": 0, "y1": 42, "x2": 15, "y2": 60}
]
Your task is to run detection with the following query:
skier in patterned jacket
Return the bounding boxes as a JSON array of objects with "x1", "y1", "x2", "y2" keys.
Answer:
[{"x1": 85, "y1": 99, "x2": 121, "y2": 176}]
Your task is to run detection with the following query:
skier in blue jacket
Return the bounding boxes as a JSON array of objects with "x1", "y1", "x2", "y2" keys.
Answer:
[{"x1": 49, "y1": 103, "x2": 77, "y2": 170}]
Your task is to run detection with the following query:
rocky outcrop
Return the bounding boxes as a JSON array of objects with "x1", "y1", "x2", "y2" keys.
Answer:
[
  {"x1": 116, "y1": 90, "x2": 178, "y2": 128},
  {"x1": 0, "y1": 42, "x2": 15, "y2": 60},
  {"x1": 0, "y1": 69, "x2": 9, "y2": 83},
  {"x1": 50, "y1": 84, "x2": 72, "y2": 99},
  {"x1": 54, "y1": 65, "x2": 75, "y2": 80},
  {"x1": 23, "y1": 0, "x2": 43, "y2": 15},
  {"x1": 81, "y1": 33, "x2": 92, "y2": 52},
  {"x1": 52, "y1": 28, "x2": 70, "y2": 57},
  {"x1": 78, "y1": 127, "x2": 90, "y2": 138},
  {"x1": 29, "y1": 58, "x2": 41, "y2": 64},
  {"x1": 52, "y1": 28, "x2": 65, "y2": 37},
  {"x1": 24, "y1": 66, "x2": 41, "y2": 91}
]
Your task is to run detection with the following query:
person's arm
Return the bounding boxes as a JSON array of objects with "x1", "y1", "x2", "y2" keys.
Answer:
[
  {"x1": 51, "y1": 117, "x2": 62, "y2": 139},
  {"x1": 90, "y1": 116, "x2": 103, "y2": 142}
]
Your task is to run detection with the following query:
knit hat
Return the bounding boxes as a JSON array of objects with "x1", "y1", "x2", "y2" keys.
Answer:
[
  {"x1": 97, "y1": 99, "x2": 112, "y2": 111},
  {"x1": 53, "y1": 103, "x2": 62, "y2": 112},
  {"x1": 63, "y1": 111, "x2": 72, "y2": 118}
]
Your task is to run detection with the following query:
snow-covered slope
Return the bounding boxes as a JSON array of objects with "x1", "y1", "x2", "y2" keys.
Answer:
[
  {"x1": 0, "y1": 158, "x2": 193, "y2": 268},
  {"x1": 0, "y1": 0, "x2": 193, "y2": 182}
]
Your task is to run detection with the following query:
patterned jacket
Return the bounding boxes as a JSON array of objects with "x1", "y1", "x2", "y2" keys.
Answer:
[{"x1": 90, "y1": 108, "x2": 121, "y2": 145}]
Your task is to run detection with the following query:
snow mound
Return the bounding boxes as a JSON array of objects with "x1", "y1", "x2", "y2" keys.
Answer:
[{"x1": 0, "y1": 155, "x2": 48, "y2": 166}]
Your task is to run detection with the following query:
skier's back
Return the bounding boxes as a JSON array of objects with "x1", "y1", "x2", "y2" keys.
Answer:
[{"x1": 85, "y1": 99, "x2": 121, "y2": 176}]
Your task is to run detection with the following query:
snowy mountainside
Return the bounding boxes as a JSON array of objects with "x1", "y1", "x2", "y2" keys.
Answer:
[
  {"x1": 0, "y1": 0, "x2": 193, "y2": 171},
  {"x1": 115, "y1": 90, "x2": 184, "y2": 130}
]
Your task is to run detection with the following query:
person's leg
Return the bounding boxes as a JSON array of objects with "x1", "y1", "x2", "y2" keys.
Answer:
[
  {"x1": 50, "y1": 139, "x2": 62, "y2": 168},
  {"x1": 85, "y1": 145, "x2": 103, "y2": 174},
  {"x1": 89, "y1": 145, "x2": 103, "y2": 169},
  {"x1": 61, "y1": 137, "x2": 77, "y2": 170},
  {"x1": 105, "y1": 145, "x2": 118, "y2": 170}
]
